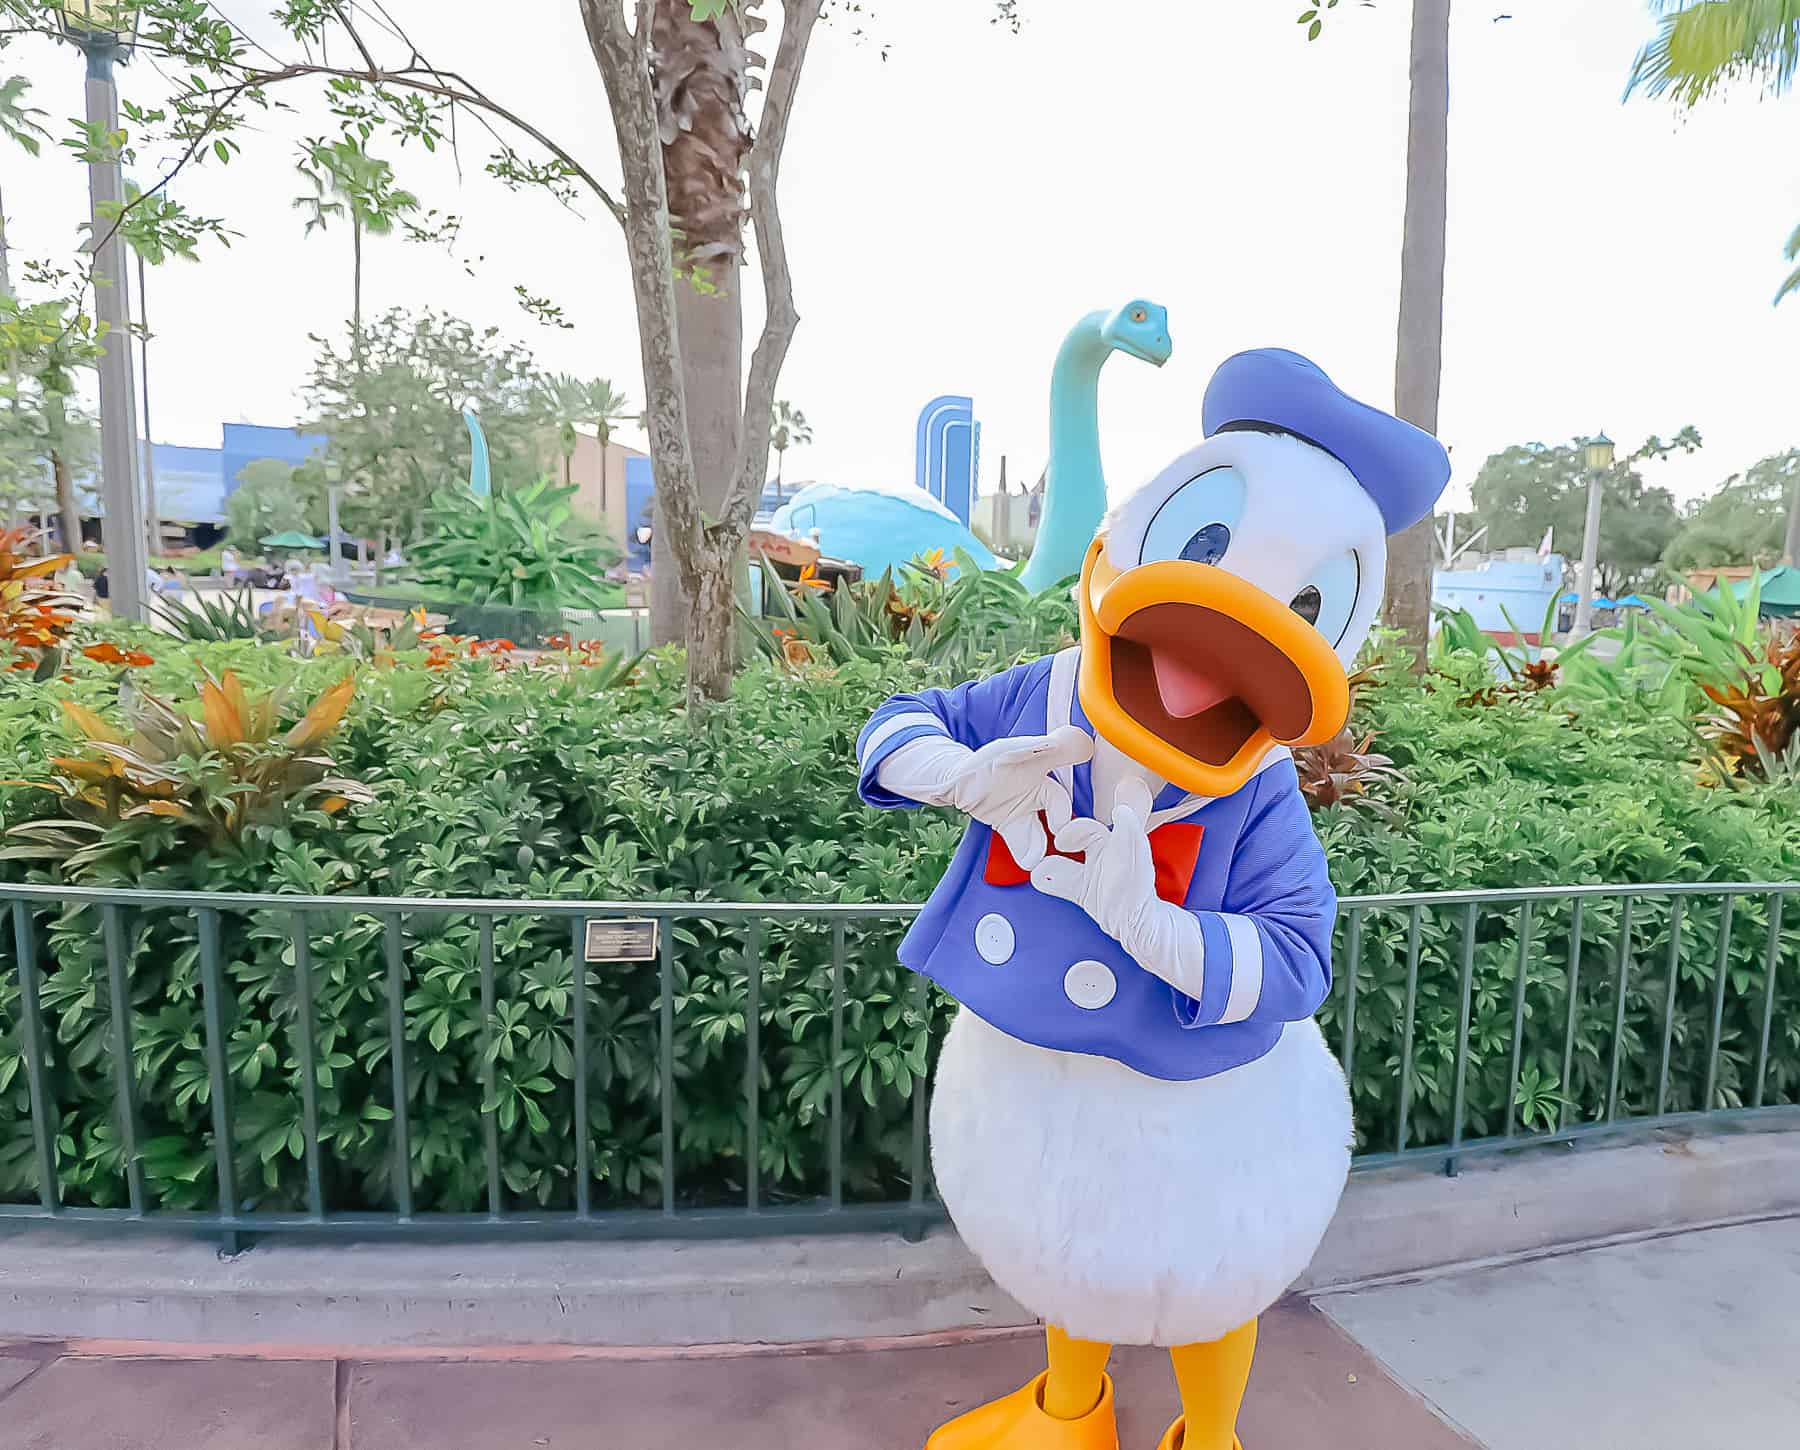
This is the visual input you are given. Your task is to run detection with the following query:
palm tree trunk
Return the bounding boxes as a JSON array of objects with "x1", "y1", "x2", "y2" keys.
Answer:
[
  {"x1": 1387, "y1": 0, "x2": 1452, "y2": 663},
  {"x1": 651, "y1": 255, "x2": 744, "y2": 649},
  {"x1": 352, "y1": 216, "x2": 365, "y2": 371},
  {"x1": 773, "y1": 445, "x2": 783, "y2": 501}
]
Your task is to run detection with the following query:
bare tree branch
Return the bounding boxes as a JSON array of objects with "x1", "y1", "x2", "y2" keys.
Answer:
[
  {"x1": 714, "y1": 0, "x2": 820, "y2": 543},
  {"x1": 330, "y1": 1, "x2": 382, "y2": 75},
  {"x1": 182, "y1": 61, "x2": 627, "y2": 227}
]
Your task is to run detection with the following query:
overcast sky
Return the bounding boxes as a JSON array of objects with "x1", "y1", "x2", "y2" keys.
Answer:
[{"x1": 4, "y1": 0, "x2": 1796, "y2": 518}]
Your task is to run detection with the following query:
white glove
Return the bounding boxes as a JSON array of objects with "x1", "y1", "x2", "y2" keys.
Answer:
[
  {"x1": 875, "y1": 724, "x2": 1094, "y2": 869},
  {"x1": 1029, "y1": 778, "x2": 1207, "y2": 999}
]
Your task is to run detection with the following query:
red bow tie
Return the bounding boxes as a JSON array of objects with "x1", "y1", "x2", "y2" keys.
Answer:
[{"x1": 984, "y1": 813, "x2": 1204, "y2": 905}]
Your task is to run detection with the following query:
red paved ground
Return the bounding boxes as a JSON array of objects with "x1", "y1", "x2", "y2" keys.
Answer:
[{"x1": 0, "y1": 1300, "x2": 1476, "y2": 1449}]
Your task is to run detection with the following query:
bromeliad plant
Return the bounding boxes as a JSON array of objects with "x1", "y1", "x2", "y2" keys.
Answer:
[
  {"x1": 1624, "y1": 576, "x2": 1800, "y2": 785},
  {"x1": 153, "y1": 585, "x2": 282, "y2": 643},
  {"x1": 2, "y1": 668, "x2": 372, "y2": 874},
  {"x1": 743, "y1": 549, "x2": 1076, "y2": 679},
  {"x1": 409, "y1": 479, "x2": 618, "y2": 610}
]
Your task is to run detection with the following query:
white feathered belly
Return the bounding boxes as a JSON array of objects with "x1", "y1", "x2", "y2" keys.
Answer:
[{"x1": 930, "y1": 1009, "x2": 1352, "y2": 1347}]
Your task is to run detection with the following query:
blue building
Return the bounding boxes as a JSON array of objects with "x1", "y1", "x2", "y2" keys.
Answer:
[
  {"x1": 132, "y1": 424, "x2": 328, "y2": 534},
  {"x1": 220, "y1": 423, "x2": 327, "y2": 501},
  {"x1": 914, "y1": 395, "x2": 980, "y2": 526}
]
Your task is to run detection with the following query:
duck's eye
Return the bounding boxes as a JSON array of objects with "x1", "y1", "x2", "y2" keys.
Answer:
[
  {"x1": 1293, "y1": 552, "x2": 1360, "y2": 647},
  {"x1": 1130, "y1": 307, "x2": 1148, "y2": 322},
  {"x1": 1140, "y1": 466, "x2": 1247, "y2": 568},
  {"x1": 1181, "y1": 524, "x2": 1231, "y2": 566}
]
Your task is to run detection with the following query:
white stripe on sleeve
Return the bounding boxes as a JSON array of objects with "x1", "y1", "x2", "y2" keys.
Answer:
[
  {"x1": 1217, "y1": 913, "x2": 1265, "y2": 1025},
  {"x1": 859, "y1": 710, "x2": 946, "y2": 766}
]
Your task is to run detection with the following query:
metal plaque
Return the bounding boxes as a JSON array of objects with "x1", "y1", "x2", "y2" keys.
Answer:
[{"x1": 583, "y1": 917, "x2": 659, "y2": 963}]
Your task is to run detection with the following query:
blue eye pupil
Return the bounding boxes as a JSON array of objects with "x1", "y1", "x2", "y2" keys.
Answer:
[{"x1": 1179, "y1": 523, "x2": 1231, "y2": 566}]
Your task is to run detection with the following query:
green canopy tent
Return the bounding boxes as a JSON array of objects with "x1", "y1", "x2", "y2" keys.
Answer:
[
  {"x1": 259, "y1": 531, "x2": 327, "y2": 551},
  {"x1": 1725, "y1": 566, "x2": 1800, "y2": 619}
]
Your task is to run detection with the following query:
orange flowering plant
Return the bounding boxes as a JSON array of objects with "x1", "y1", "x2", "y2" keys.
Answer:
[{"x1": 0, "y1": 528, "x2": 82, "y2": 676}]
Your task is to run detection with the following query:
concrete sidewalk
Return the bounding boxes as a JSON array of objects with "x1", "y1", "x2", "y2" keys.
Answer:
[
  {"x1": 1317, "y1": 1215, "x2": 1800, "y2": 1450},
  {"x1": 0, "y1": 1300, "x2": 1470, "y2": 1450},
  {"x1": 5, "y1": 1212, "x2": 1798, "y2": 1448}
]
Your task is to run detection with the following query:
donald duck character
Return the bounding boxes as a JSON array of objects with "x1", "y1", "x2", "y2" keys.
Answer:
[{"x1": 856, "y1": 348, "x2": 1451, "y2": 1450}]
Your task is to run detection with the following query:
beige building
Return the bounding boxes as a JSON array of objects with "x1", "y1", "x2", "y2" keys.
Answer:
[{"x1": 556, "y1": 431, "x2": 648, "y2": 551}]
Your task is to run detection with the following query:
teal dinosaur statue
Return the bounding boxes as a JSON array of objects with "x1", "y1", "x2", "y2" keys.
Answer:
[
  {"x1": 463, "y1": 405, "x2": 492, "y2": 498},
  {"x1": 1017, "y1": 300, "x2": 1172, "y2": 592}
]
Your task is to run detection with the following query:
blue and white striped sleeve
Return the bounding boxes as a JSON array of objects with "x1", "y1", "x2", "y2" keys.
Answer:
[
  {"x1": 1173, "y1": 762, "x2": 1336, "y2": 1029},
  {"x1": 855, "y1": 659, "x2": 1048, "y2": 810}
]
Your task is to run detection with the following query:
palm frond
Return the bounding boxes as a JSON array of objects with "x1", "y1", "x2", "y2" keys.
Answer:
[{"x1": 1629, "y1": 0, "x2": 1800, "y2": 106}]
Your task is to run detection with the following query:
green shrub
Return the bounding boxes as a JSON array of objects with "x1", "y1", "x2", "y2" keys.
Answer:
[
  {"x1": 409, "y1": 480, "x2": 619, "y2": 611},
  {"x1": 2, "y1": 620, "x2": 1798, "y2": 1219}
]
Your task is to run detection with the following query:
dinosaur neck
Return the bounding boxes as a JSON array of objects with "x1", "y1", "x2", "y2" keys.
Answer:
[
  {"x1": 1020, "y1": 312, "x2": 1112, "y2": 591},
  {"x1": 1048, "y1": 315, "x2": 1111, "y2": 494}
]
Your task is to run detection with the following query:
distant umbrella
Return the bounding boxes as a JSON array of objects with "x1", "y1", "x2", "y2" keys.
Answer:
[{"x1": 260, "y1": 530, "x2": 326, "y2": 550}]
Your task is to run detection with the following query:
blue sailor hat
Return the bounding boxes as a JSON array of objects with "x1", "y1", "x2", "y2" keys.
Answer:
[{"x1": 1201, "y1": 347, "x2": 1451, "y2": 535}]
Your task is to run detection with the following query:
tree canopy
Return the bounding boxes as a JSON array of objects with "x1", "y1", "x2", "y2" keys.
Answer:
[
  {"x1": 226, "y1": 458, "x2": 321, "y2": 545},
  {"x1": 299, "y1": 309, "x2": 554, "y2": 544},
  {"x1": 1468, "y1": 429, "x2": 1698, "y2": 594},
  {"x1": 1663, "y1": 448, "x2": 1800, "y2": 573}
]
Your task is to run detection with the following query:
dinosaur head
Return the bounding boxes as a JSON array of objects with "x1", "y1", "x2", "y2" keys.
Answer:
[
  {"x1": 1075, "y1": 349, "x2": 1450, "y2": 798},
  {"x1": 1100, "y1": 300, "x2": 1173, "y2": 368}
]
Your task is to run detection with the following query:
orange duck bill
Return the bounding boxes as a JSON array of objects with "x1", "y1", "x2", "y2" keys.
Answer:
[{"x1": 1075, "y1": 539, "x2": 1350, "y2": 799}]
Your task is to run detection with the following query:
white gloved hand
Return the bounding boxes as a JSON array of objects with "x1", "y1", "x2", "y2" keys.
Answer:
[
  {"x1": 1029, "y1": 778, "x2": 1207, "y2": 999},
  {"x1": 1029, "y1": 776, "x2": 1160, "y2": 942},
  {"x1": 875, "y1": 724, "x2": 1093, "y2": 868}
]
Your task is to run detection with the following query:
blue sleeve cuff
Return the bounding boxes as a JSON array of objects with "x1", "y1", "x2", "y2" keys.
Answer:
[
  {"x1": 1171, "y1": 913, "x2": 1235, "y2": 1028},
  {"x1": 856, "y1": 718, "x2": 951, "y2": 809}
]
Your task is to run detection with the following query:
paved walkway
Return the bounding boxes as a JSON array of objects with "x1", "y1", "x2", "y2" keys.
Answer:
[
  {"x1": 4, "y1": 1217, "x2": 1797, "y2": 1449},
  {"x1": 0, "y1": 1300, "x2": 1466, "y2": 1450}
]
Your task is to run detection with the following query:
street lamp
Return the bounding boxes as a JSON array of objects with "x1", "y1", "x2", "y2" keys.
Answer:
[
  {"x1": 55, "y1": 0, "x2": 149, "y2": 622},
  {"x1": 1570, "y1": 432, "x2": 1615, "y2": 639}
]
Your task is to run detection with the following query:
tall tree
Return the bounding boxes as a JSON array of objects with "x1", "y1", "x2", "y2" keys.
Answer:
[
  {"x1": 768, "y1": 398, "x2": 810, "y2": 497},
  {"x1": 1303, "y1": 0, "x2": 1453, "y2": 656},
  {"x1": 301, "y1": 309, "x2": 549, "y2": 545},
  {"x1": 1629, "y1": 0, "x2": 1800, "y2": 302},
  {"x1": 646, "y1": 0, "x2": 756, "y2": 651},
  {"x1": 0, "y1": 291, "x2": 101, "y2": 552},
  {"x1": 292, "y1": 140, "x2": 420, "y2": 366},
  {"x1": 1387, "y1": 0, "x2": 1452, "y2": 661}
]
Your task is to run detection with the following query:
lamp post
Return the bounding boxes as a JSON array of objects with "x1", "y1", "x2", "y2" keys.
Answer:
[
  {"x1": 1569, "y1": 432, "x2": 1615, "y2": 639},
  {"x1": 56, "y1": 0, "x2": 148, "y2": 621},
  {"x1": 137, "y1": 232, "x2": 160, "y2": 560}
]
